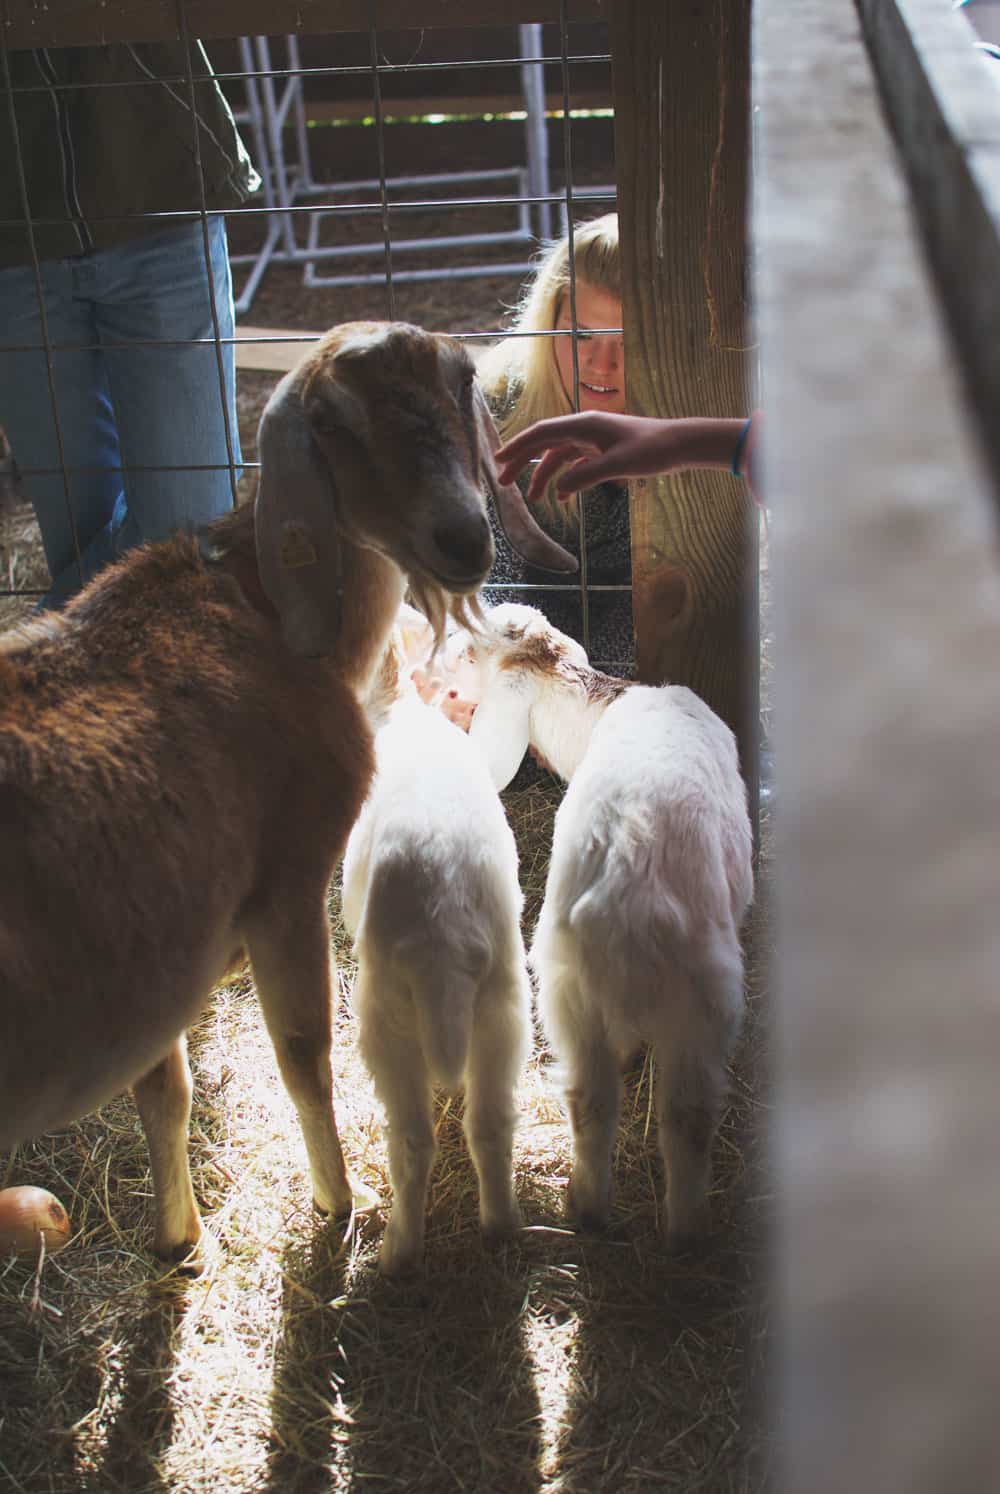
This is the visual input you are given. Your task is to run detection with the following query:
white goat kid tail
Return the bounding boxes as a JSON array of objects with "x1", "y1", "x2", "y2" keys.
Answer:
[{"x1": 393, "y1": 956, "x2": 483, "y2": 1095}]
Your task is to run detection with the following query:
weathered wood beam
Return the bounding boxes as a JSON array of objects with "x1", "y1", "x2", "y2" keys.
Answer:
[
  {"x1": 0, "y1": 0, "x2": 608, "y2": 50},
  {"x1": 856, "y1": 0, "x2": 1000, "y2": 508},
  {"x1": 613, "y1": 0, "x2": 757, "y2": 804},
  {"x1": 755, "y1": 1, "x2": 1000, "y2": 1489}
]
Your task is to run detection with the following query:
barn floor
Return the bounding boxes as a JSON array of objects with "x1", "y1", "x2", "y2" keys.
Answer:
[
  {"x1": 0, "y1": 125, "x2": 772, "y2": 1493},
  {"x1": 0, "y1": 811, "x2": 771, "y2": 1494}
]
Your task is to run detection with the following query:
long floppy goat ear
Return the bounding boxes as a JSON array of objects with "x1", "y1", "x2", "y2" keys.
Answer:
[
  {"x1": 473, "y1": 383, "x2": 578, "y2": 575},
  {"x1": 469, "y1": 674, "x2": 533, "y2": 791},
  {"x1": 254, "y1": 368, "x2": 347, "y2": 656}
]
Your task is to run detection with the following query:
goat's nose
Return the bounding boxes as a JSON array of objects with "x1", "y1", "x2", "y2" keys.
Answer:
[{"x1": 432, "y1": 510, "x2": 492, "y2": 578}]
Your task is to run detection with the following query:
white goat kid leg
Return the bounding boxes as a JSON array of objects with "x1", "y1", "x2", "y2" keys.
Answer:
[
  {"x1": 131, "y1": 1034, "x2": 203, "y2": 1268},
  {"x1": 543, "y1": 968, "x2": 621, "y2": 1230},
  {"x1": 356, "y1": 967, "x2": 436, "y2": 1276},
  {"x1": 245, "y1": 900, "x2": 354, "y2": 1219},
  {"x1": 654, "y1": 1019, "x2": 734, "y2": 1250},
  {"x1": 462, "y1": 976, "x2": 526, "y2": 1243},
  {"x1": 565, "y1": 1040, "x2": 621, "y2": 1231}
]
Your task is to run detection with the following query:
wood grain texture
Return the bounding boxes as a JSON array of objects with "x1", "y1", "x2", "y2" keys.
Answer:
[
  {"x1": 612, "y1": 0, "x2": 757, "y2": 791},
  {"x1": 856, "y1": 0, "x2": 1000, "y2": 517},
  {"x1": 0, "y1": 0, "x2": 609, "y2": 49},
  {"x1": 756, "y1": 2, "x2": 1000, "y2": 1489}
]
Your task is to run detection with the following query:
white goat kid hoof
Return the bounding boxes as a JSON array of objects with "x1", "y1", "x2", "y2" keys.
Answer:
[
  {"x1": 664, "y1": 1229, "x2": 703, "y2": 1257},
  {"x1": 663, "y1": 1201, "x2": 710, "y2": 1255},
  {"x1": 481, "y1": 1199, "x2": 523, "y2": 1246},
  {"x1": 378, "y1": 1219, "x2": 424, "y2": 1277},
  {"x1": 566, "y1": 1174, "x2": 611, "y2": 1233}
]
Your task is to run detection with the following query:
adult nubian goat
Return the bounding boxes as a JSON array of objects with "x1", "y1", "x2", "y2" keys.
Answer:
[{"x1": 0, "y1": 321, "x2": 575, "y2": 1270}]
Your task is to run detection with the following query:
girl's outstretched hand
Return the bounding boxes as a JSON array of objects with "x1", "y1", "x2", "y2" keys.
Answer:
[{"x1": 495, "y1": 413, "x2": 751, "y2": 504}]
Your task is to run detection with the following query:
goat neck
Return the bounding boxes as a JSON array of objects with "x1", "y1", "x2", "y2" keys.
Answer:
[
  {"x1": 529, "y1": 662, "x2": 628, "y2": 781},
  {"x1": 201, "y1": 502, "x2": 405, "y2": 695},
  {"x1": 325, "y1": 544, "x2": 407, "y2": 695}
]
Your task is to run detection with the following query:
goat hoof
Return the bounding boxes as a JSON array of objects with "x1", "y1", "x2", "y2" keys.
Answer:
[
  {"x1": 664, "y1": 1225, "x2": 706, "y2": 1257},
  {"x1": 573, "y1": 1208, "x2": 610, "y2": 1235},
  {"x1": 314, "y1": 1177, "x2": 381, "y2": 1223},
  {"x1": 665, "y1": 1232, "x2": 700, "y2": 1257},
  {"x1": 378, "y1": 1231, "x2": 423, "y2": 1278},
  {"x1": 312, "y1": 1188, "x2": 352, "y2": 1221},
  {"x1": 481, "y1": 1205, "x2": 522, "y2": 1247},
  {"x1": 663, "y1": 1206, "x2": 709, "y2": 1254},
  {"x1": 155, "y1": 1234, "x2": 206, "y2": 1277},
  {"x1": 566, "y1": 1178, "x2": 610, "y2": 1233},
  {"x1": 663, "y1": 1200, "x2": 710, "y2": 1255},
  {"x1": 350, "y1": 1179, "x2": 383, "y2": 1215}
]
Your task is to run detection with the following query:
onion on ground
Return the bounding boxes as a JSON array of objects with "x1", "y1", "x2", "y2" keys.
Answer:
[{"x1": 0, "y1": 1185, "x2": 72, "y2": 1256}]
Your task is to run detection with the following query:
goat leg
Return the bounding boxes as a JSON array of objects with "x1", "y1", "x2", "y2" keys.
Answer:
[
  {"x1": 131, "y1": 1034, "x2": 204, "y2": 1271},
  {"x1": 245, "y1": 898, "x2": 355, "y2": 1220}
]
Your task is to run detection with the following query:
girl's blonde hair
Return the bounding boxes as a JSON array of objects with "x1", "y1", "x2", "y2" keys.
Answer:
[{"x1": 476, "y1": 213, "x2": 621, "y2": 528}]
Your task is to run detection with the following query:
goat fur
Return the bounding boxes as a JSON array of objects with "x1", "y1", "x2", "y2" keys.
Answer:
[
  {"x1": 453, "y1": 603, "x2": 754, "y2": 1245},
  {"x1": 341, "y1": 642, "x2": 530, "y2": 1274}
]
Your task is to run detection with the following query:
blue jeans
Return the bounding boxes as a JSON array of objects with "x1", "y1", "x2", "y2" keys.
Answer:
[{"x1": 0, "y1": 217, "x2": 241, "y2": 606}]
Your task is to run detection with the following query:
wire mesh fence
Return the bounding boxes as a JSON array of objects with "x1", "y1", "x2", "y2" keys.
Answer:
[{"x1": 0, "y1": 9, "x2": 626, "y2": 664}]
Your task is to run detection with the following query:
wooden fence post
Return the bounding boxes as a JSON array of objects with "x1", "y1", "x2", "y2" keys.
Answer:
[
  {"x1": 755, "y1": 2, "x2": 1000, "y2": 1487},
  {"x1": 612, "y1": 0, "x2": 758, "y2": 815}
]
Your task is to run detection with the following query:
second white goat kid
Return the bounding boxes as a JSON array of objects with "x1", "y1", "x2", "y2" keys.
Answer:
[
  {"x1": 341, "y1": 658, "x2": 531, "y2": 1275},
  {"x1": 456, "y1": 603, "x2": 754, "y2": 1248}
]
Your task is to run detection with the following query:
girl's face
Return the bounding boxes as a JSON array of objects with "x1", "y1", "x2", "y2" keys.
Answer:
[{"x1": 553, "y1": 281, "x2": 626, "y2": 415}]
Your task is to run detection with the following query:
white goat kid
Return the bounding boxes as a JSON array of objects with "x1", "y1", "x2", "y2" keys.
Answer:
[
  {"x1": 457, "y1": 603, "x2": 754, "y2": 1248},
  {"x1": 342, "y1": 654, "x2": 531, "y2": 1275}
]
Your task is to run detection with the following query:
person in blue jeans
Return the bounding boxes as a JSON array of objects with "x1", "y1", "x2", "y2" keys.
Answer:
[{"x1": 0, "y1": 42, "x2": 259, "y2": 606}]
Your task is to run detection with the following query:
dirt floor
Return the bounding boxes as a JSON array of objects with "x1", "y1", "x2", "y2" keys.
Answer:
[{"x1": 0, "y1": 116, "x2": 771, "y2": 1494}]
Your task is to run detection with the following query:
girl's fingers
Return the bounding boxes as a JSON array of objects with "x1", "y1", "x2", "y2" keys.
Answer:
[
  {"x1": 518, "y1": 442, "x2": 602, "y2": 502},
  {"x1": 553, "y1": 455, "x2": 611, "y2": 495},
  {"x1": 523, "y1": 446, "x2": 580, "y2": 502},
  {"x1": 495, "y1": 413, "x2": 606, "y2": 469}
]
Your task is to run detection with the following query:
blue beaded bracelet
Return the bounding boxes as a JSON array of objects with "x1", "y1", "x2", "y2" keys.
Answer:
[{"x1": 730, "y1": 416, "x2": 753, "y2": 478}]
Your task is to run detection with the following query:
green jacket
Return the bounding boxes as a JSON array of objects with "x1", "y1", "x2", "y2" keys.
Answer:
[{"x1": 0, "y1": 43, "x2": 259, "y2": 267}]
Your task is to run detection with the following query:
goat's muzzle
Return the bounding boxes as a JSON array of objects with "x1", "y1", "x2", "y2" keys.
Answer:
[{"x1": 428, "y1": 509, "x2": 494, "y2": 590}]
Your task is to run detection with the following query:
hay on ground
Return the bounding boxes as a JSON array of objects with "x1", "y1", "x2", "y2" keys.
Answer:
[{"x1": 0, "y1": 779, "x2": 770, "y2": 1494}]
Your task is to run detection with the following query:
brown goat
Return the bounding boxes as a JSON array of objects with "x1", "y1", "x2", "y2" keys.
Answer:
[{"x1": 0, "y1": 321, "x2": 575, "y2": 1270}]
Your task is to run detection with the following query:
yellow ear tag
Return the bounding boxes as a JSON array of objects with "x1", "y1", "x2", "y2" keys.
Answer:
[{"x1": 279, "y1": 520, "x2": 318, "y2": 569}]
